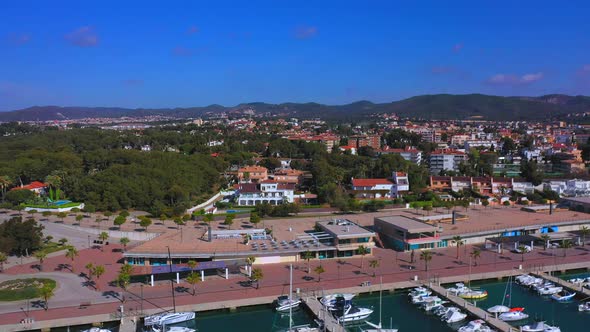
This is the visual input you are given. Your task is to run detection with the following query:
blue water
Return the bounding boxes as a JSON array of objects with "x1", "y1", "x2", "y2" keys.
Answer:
[
  {"x1": 53, "y1": 200, "x2": 72, "y2": 206},
  {"x1": 44, "y1": 272, "x2": 590, "y2": 332}
]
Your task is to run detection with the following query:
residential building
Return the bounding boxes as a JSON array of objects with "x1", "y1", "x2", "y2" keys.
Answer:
[
  {"x1": 349, "y1": 135, "x2": 381, "y2": 150},
  {"x1": 237, "y1": 166, "x2": 268, "y2": 183},
  {"x1": 351, "y1": 178, "x2": 394, "y2": 199},
  {"x1": 380, "y1": 146, "x2": 422, "y2": 164},
  {"x1": 428, "y1": 149, "x2": 467, "y2": 174},
  {"x1": 10, "y1": 181, "x2": 47, "y2": 195},
  {"x1": 391, "y1": 172, "x2": 410, "y2": 197},
  {"x1": 464, "y1": 140, "x2": 497, "y2": 150},
  {"x1": 272, "y1": 169, "x2": 304, "y2": 186},
  {"x1": 237, "y1": 180, "x2": 294, "y2": 206}
]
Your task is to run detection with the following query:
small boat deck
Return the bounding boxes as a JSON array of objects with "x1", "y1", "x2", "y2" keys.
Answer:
[
  {"x1": 532, "y1": 272, "x2": 590, "y2": 297},
  {"x1": 301, "y1": 295, "x2": 344, "y2": 332},
  {"x1": 428, "y1": 284, "x2": 514, "y2": 332}
]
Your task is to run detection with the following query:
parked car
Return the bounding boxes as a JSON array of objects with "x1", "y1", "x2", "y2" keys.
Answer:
[{"x1": 515, "y1": 245, "x2": 532, "y2": 253}]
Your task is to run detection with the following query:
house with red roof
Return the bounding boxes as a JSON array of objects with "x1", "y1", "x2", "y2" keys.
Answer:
[
  {"x1": 10, "y1": 181, "x2": 47, "y2": 195},
  {"x1": 351, "y1": 178, "x2": 394, "y2": 199}
]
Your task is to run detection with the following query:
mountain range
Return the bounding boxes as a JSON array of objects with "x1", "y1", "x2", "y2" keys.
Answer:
[{"x1": 1, "y1": 94, "x2": 589, "y2": 122}]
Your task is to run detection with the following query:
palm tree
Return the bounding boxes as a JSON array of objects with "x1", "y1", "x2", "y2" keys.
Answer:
[
  {"x1": 580, "y1": 226, "x2": 590, "y2": 247},
  {"x1": 357, "y1": 245, "x2": 369, "y2": 270},
  {"x1": 92, "y1": 265, "x2": 105, "y2": 290},
  {"x1": 40, "y1": 285, "x2": 55, "y2": 310},
  {"x1": 98, "y1": 232, "x2": 109, "y2": 251},
  {"x1": 302, "y1": 250, "x2": 314, "y2": 274},
  {"x1": 250, "y1": 267, "x2": 264, "y2": 289},
  {"x1": 470, "y1": 248, "x2": 481, "y2": 266},
  {"x1": 0, "y1": 175, "x2": 13, "y2": 201},
  {"x1": 65, "y1": 246, "x2": 78, "y2": 272},
  {"x1": 314, "y1": 265, "x2": 325, "y2": 282},
  {"x1": 119, "y1": 237, "x2": 130, "y2": 251},
  {"x1": 187, "y1": 260, "x2": 198, "y2": 272},
  {"x1": 540, "y1": 234, "x2": 551, "y2": 250},
  {"x1": 517, "y1": 245, "x2": 528, "y2": 262},
  {"x1": 451, "y1": 236, "x2": 464, "y2": 260},
  {"x1": 420, "y1": 250, "x2": 433, "y2": 272},
  {"x1": 85, "y1": 263, "x2": 94, "y2": 281},
  {"x1": 369, "y1": 259, "x2": 380, "y2": 277},
  {"x1": 186, "y1": 271, "x2": 200, "y2": 296},
  {"x1": 245, "y1": 256, "x2": 256, "y2": 277},
  {"x1": 562, "y1": 239, "x2": 573, "y2": 257},
  {"x1": 0, "y1": 252, "x2": 7, "y2": 272},
  {"x1": 34, "y1": 251, "x2": 47, "y2": 271}
]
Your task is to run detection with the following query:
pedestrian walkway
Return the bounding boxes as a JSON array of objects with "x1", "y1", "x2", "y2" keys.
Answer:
[
  {"x1": 532, "y1": 272, "x2": 590, "y2": 297},
  {"x1": 301, "y1": 295, "x2": 344, "y2": 332}
]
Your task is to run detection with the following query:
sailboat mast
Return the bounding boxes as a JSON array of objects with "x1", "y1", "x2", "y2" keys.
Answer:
[
  {"x1": 379, "y1": 276, "x2": 383, "y2": 328},
  {"x1": 289, "y1": 264, "x2": 293, "y2": 330}
]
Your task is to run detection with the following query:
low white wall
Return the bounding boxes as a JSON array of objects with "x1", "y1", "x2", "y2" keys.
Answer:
[
  {"x1": 24, "y1": 203, "x2": 85, "y2": 213},
  {"x1": 186, "y1": 192, "x2": 222, "y2": 214},
  {"x1": 40, "y1": 220, "x2": 160, "y2": 241}
]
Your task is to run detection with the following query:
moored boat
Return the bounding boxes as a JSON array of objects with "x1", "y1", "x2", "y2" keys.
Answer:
[
  {"x1": 441, "y1": 307, "x2": 467, "y2": 324},
  {"x1": 320, "y1": 293, "x2": 355, "y2": 309},
  {"x1": 458, "y1": 319, "x2": 493, "y2": 332},
  {"x1": 520, "y1": 321, "x2": 561, "y2": 332},
  {"x1": 498, "y1": 307, "x2": 529, "y2": 322},
  {"x1": 144, "y1": 312, "x2": 196, "y2": 331},
  {"x1": 276, "y1": 295, "x2": 302, "y2": 312},
  {"x1": 550, "y1": 290, "x2": 576, "y2": 302},
  {"x1": 579, "y1": 301, "x2": 590, "y2": 312}
]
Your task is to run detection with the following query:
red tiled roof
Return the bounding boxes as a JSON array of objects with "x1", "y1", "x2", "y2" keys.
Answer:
[
  {"x1": 11, "y1": 181, "x2": 47, "y2": 191},
  {"x1": 351, "y1": 178, "x2": 393, "y2": 187}
]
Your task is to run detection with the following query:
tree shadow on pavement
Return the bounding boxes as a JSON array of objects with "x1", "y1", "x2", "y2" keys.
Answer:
[{"x1": 102, "y1": 290, "x2": 122, "y2": 302}]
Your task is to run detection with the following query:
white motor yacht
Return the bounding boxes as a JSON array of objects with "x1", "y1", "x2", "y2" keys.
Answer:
[
  {"x1": 551, "y1": 290, "x2": 576, "y2": 302},
  {"x1": 144, "y1": 312, "x2": 196, "y2": 331},
  {"x1": 441, "y1": 307, "x2": 467, "y2": 324},
  {"x1": 411, "y1": 294, "x2": 438, "y2": 305},
  {"x1": 578, "y1": 301, "x2": 590, "y2": 312},
  {"x1": 81, "y1": 328, "x2": 112, "y2": 332},
  {"x1": 276, "y1": 295, "x2": 302, "y2": 312},
  {"x1": 458, "y1": 319, "x2": 493, "y2": 332},
  {"x1": 498, "y1": 308, "x2": 529, "y2": 322},
  {"x1": 320, "y1": 293, "x2": 355, "y2": 308},
  {"x1": 520, "y1": 321, "x2": 561, "y2": 332},
  {"x1": 408, "y1": 287, "x2": 431, "y2": 298},
  {"x1": 420, "y1": 296, "x2": 446, "y2": 311},
  {"x1": 163, "y1": 328, "x2": 196, "y2": 332},
  {"x1": 446, "y1": 283, "x2": 470, "y2": 296},
  {"x1": 487, "y1": 305, "x2": 510, "y2": 314},
  {"x1": 536, "y1": 285, "x2": 562, "y2": 296},
  {"x1": 336, "y1": 305, "x2": 374, "y2": 323}
]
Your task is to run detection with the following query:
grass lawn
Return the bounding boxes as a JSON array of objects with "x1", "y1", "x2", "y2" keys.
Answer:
[
  {"x1": 0, "y1": 278, "x2": 56, "y2": 301},
  {"x1": 36, "y1": 241, "x2": 68, "y2": 255}
]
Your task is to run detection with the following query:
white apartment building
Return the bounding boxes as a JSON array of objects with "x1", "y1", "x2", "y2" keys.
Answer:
[
  {"x1": 429, "y1": 150, "x2": 467, "y2": 174},
  {"x1": 464, "y1": 140, "x2": 497, "y2": 150},
  {"x1": 237, "y1": 181, "x2": 295, "y2": 206}
]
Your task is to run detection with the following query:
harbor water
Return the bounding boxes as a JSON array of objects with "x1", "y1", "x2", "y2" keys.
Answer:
[{"x1": 35, "y1": 272, "x2": 590, "y2": 331}]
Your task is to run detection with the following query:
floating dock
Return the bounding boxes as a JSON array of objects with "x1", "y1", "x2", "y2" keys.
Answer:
[
  {"x1": 428, "y1": 284, "x2": 515, "y2": 332},
  {"x1": 531, "y1": 271, "x2": 590, "y2": 297},
  {"x1": 301, "y1": 295, "x2": 344, "y2": 332}
]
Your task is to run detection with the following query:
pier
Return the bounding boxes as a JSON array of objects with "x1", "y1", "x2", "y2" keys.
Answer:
[
  {"x1": 301, "y1": 295, "x2": 344, "y2": 332},
  {"x1": 428, "y1": 284, "x2": 515, "y2": 332},
  {"x1": 531, "y1": 271, "x2": 590, "y2": 297}
]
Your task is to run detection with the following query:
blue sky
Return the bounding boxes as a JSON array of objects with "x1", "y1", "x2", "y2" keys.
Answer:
[{"x1": 1, "y1": 0, "x2": 589, "y2": 111}]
